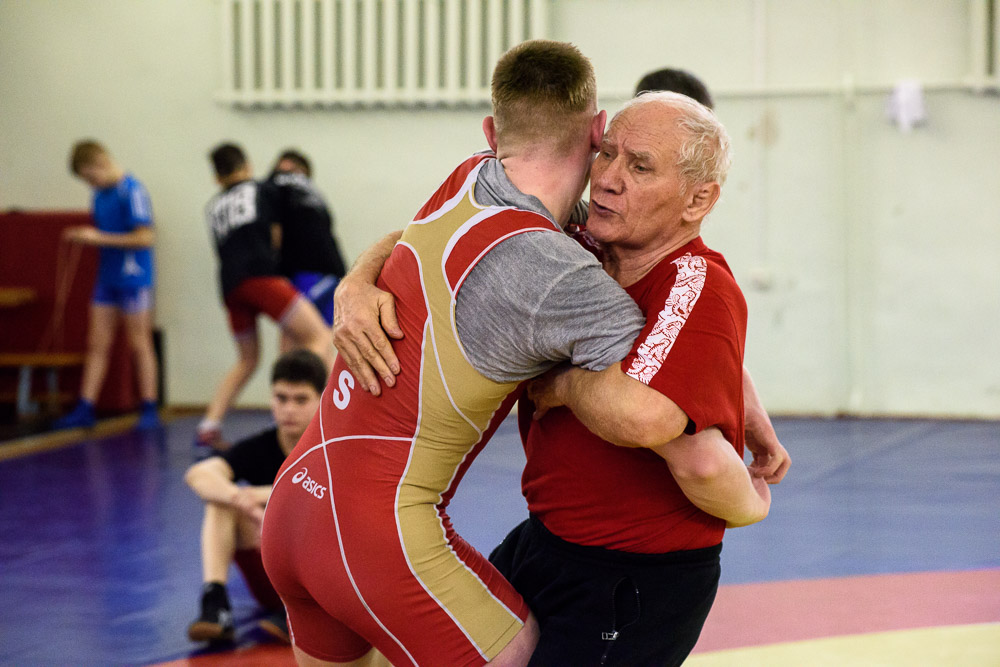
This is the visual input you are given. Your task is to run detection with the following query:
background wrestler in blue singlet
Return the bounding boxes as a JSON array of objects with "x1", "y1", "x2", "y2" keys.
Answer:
[{"x1": 54, "y1": 140, "x2": 160, "y2": 431}]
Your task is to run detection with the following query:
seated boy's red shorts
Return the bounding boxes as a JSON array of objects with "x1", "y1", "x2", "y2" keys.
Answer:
[{"x1": 234, "y1": 548, "x2": 282, "y2": 610}]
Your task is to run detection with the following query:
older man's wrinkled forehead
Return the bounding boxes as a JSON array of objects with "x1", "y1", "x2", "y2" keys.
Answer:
[{"x1": 604, "y1": 101, "x2": 682, "y2": 161}]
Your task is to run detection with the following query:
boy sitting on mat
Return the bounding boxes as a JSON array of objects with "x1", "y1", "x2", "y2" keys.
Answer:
[{"x1": 183, "y1": 349, "x2": 325, "y2": 644}]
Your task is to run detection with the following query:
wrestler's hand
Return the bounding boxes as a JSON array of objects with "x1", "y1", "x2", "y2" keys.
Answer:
[
  {"x1": 744, "y1": 410, "x2": 790, "y2": 484},
  {"x1": 332, "y1": 276, "x2": 403, "y2": 396},
  {"x1": 742, "y1": 368, "x2": 790, "y2": 484},
  {"x1": 63, "y1": 226, "x2": 100, "y2": 245},
  {"x1": 526, "y1": 364, "x2": 576, "y2": 420}
]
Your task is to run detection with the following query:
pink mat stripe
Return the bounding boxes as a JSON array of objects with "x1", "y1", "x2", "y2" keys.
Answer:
[
  {"x1": 693, "y1": 569, "x2": 1000, "y2": 653},
  {"x1": 154, "y1": 570, "x2": 1000, "y2": 664}
]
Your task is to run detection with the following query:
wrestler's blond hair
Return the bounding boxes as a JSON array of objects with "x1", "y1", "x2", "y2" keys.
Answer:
[{"x1": 491, "y1": 40, "x2": 597, "y2": 153}]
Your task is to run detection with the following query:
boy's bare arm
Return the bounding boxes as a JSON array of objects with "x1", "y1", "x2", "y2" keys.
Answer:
[{"x1": 64, "y1": 225, "x2": 154, "y2": 248}]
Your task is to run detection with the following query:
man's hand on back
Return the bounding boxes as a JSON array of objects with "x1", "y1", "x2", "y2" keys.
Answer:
[{"x1": 332, "y1": 277, "x2": 403, "y2": 396}]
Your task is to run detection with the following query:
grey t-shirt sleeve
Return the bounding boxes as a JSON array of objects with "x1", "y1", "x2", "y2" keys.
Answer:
[{"x1": 455, "y1": 230, "x2": 645, "y2": 383}]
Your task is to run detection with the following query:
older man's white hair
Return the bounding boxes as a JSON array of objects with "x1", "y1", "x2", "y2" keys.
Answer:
[{"x1": 614, "y1": 91, "x2": 732, "y2": 191}]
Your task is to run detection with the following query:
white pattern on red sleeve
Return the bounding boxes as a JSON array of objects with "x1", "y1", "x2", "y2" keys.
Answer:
[{"x1": 626, "y1": 253, "x2": 707, "y2": 385}]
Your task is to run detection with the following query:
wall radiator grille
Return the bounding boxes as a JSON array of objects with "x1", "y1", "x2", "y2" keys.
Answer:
[{"x1": 219, "y1": 0, "x2": 548, "y2": 107}]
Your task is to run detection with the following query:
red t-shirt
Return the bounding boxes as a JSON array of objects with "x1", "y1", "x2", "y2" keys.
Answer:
[{"x1": 520, "y1": 236, "x2": 747, "y2": 553}]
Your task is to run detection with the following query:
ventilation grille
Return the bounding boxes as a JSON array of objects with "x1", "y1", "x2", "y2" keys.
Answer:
[{"x1": 219, "y1": 0, "x2": 548, "y2": 107}]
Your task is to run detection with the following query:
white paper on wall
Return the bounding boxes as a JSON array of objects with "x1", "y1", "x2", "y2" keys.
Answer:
[{"x1": 885, "y1": 79, "x2": 927, "y2": 132}]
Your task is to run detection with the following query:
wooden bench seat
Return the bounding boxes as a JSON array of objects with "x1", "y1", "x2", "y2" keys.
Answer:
[
  {"x1": 0, "y1": 286, "x2": 37, "y2": 308},
  {"x1": 0, "y1": 352, "x2": 86, "y2": 418}
]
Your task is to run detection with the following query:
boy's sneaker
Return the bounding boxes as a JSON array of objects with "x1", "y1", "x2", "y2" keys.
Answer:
[
  {"x1": 52, "y1": 401, "x2": 96, "y2": 430},
  {"x1": 258, "y1": 609, "x2": 290, "y2": 644},
  {"x1": 136, "y1": 402, "x2": 162, "y2": 430},
  {"x1": 187, "y1": 583, "x2": 235, "y2": 643}
]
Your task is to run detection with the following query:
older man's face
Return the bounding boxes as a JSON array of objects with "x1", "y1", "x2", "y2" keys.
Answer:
[{"x1": 586, "y1": 103, "x2": 689, "y2": 250}]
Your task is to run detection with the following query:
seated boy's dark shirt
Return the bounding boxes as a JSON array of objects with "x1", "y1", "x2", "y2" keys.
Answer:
[{"x1": 220, "y1": 428, "x2": 287, "y2": 486}]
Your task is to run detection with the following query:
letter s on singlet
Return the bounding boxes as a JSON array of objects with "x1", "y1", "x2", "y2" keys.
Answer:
[{"x1": 332, "y1": 369, "x2": 355, "y2": 410}]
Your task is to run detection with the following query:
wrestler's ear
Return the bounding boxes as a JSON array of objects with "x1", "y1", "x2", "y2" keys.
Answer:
[
  {"x1": 483, "y1": 116, "x2": 498, "y2": 152},
  {"x1": 591, "y1": 110, "x2": 607, "y2": 152},
  {"x1": 682, "y1": 182, "x2": 722, "y2": 223}
]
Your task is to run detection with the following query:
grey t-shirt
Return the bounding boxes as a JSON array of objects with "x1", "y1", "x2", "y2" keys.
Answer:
[{"x1": 455, "y1": 156, "x2": 644, "y2": 383}]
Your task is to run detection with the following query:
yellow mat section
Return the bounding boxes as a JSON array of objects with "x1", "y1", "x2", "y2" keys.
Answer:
[{"x1": 686, "y1": 623, "x2": 1000, "y2": 667}]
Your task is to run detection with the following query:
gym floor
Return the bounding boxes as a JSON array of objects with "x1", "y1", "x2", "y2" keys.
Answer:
[{"x1": 1, "y1": 413, "x2": 998, "y2": 666}]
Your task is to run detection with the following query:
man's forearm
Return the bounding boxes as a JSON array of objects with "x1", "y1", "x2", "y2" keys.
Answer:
[
  {"x1": 742, "y1": 366, "x2": 791, "y2": 483},
  {"x1": 543, "y1": 365, "x2": 688, "y2": 448},
  {"x1": 743, "y1": 366, "x2": 777, "y2": 444},
  {"x1": 653, "y1": 430, "x2": 770, "y2": 527},
  {"x1": 346, "y1": 230, "x2": 402, "y2": 283}
]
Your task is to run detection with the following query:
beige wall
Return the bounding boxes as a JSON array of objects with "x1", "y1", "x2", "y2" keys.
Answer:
[{"x1": 2, "y1": 0, "x2": 999, "y2": 417}]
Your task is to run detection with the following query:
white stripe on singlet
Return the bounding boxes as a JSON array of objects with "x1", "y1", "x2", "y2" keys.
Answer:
[
  {"x1": 271, "y1": 434, "x2": 414, "y2": 488},
  {"x1": 409, "y1": 157, "x2": 487, "y2": 228},
  {"x1": 388, "y1": 245, "x2": 521, "y2": 662},
  {"x1": 323, "y1": 445, "x2": 419, "y2": 666}
]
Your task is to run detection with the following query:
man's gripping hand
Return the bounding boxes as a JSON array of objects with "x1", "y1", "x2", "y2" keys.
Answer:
[
  {"x1": 742, "y1": 367, "x2": 791, "y2": 484},
  {"x1": 745, "y1": 417, "x2": 791, "y2": 484},
  {"x1": 525, "y1": 363, "x2": 575, "y2": 420},
  {"x1": 332, "y1": 276, "x2": 403, "y2": 396}
]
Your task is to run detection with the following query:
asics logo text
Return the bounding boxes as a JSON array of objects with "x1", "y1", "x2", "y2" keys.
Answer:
[{"x1": 291, "y1": 467, "x2": 326, "y2": 500}]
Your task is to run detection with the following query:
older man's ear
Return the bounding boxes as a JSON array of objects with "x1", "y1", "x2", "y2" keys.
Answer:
[{"x1": 682, "y1": 182, "x2": 722, "y2": 223}]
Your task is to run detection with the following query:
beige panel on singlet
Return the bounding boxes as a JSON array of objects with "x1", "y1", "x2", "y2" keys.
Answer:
[{"x1": 395, "y1": 188, "x2": 526, "y2": 659}]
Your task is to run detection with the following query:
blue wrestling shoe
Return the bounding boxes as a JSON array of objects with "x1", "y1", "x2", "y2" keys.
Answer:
[
  {"x1": 136, "y1": 401, "x2": 162, "y2": 430},
  {"x1": 52, "y1": 400, "x2": 96, "y2": 430}
]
